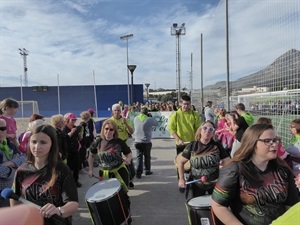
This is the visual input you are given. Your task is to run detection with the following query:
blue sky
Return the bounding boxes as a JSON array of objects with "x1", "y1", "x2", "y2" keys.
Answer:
[{"x1": 0, "y1": 0, "x2": 299, "y2": 89}]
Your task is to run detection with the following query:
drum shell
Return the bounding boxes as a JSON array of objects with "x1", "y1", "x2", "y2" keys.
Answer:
[
  {"x1": 85, "y1": 178, "x2": 129, "y2": 225},
  {"x1": 186, "y1": 195, "x2": 223, "y2": 225}
]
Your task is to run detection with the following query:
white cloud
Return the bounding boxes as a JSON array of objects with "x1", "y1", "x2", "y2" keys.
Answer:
[{"x1": 0, "y1": 0, "x2": 299, "y2": 90}]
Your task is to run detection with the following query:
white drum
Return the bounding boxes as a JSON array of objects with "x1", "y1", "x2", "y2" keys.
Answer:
[{"x1": 186, "y1": 195, "x2": 223, "y2": 225}]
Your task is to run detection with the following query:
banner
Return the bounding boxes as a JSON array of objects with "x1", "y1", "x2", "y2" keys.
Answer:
[
  {"x1": 95, "y1": 111, "x2": 175, "y2": 139},
  {"x1": 128, "y1": 111, "x2": 174, "y2": 139}
]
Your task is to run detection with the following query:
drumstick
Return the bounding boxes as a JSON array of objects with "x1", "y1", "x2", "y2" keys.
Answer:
[
  {"x1": 92, "y1": 174, "x2": 103, "y2": 181},
  {"x1": 185, "y1": 176, "x2": 207, "y2": 185}
]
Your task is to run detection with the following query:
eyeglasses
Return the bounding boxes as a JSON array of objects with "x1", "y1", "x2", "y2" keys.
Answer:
[
  {"x1": 105, "y1": 128, "x2": 114, "y2": 132},
  {"x1": 257, "y1": 138, "x2": 280, "y2": 146},
  {"x1": 202, "y1": 126, "x2": 215, "y2": 132},
  {"x1": 0, "y1": 126, "x2": 7, "y2": 131}
]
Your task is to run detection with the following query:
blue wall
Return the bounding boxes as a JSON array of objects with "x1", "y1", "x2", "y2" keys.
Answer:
[{"x1": 0, "y1": 84, "x2": 143, "y2": 117}]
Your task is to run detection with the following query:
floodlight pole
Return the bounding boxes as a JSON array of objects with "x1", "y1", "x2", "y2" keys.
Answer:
[
  {"x1": 120, "y1": 34, "x2": 134, "y2": 105},
  {"x1": 19, "y1": 48, "x2": 29, "y2": 87},
  {"x1": 171, "y1": 23, "x2": 186, "y2": 102}
]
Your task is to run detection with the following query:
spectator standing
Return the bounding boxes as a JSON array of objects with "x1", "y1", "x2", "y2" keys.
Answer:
[
  {"x1": 110, "y1": 104, "x2": 135, "y2": 188},
  {"x1": 0, "y1": 118, "x2": 26, "y2": 207},
  {"x1": 236, "y1": 103, "x2": 254, "y2": 126},
  {"x1": 79, "y1": 111, "x2": 94, "y2": 173},
  {"x1": 0, "y1": 98, "x2": 19, "y2": 147},
  {"x1": 168, "y1": 95, "x2": 201, "y2": 155},
  {"x1": 19, "y1": 113, "x2": 45, "y2": 144},
  {"x1": 204, "y1": 101, "x2": 215, "y2": 122},
  {"x1": 111, "y1": 104, "x2": 134, "y2": 142},
  {"x1": 177, "y1": 121, "x2": 230, "y2": 198},
  {"x1": 11, "y1": 125, "x2": 79, "y2": 225},
  {"x1": 18, "y1": 119, "x2": 46, "y2": 154},
  {"x1": 50, "y1": 114, "x2": 69, "y2": 161},
  {"x1": 286, "y1": 119, "x2": 300, "y2": 176},
  {"x1": 229, "y1": 110, "x2": 249, "y2": 157},
  {"x1": 211, "y1": 124, "x2": 299, "y2": 225},
  {"x1": 63, "y1": 113, "x2": 83, "y2": 188},
  {"x1": 133, "y1": 107, "x2": 158, "y2": 178},
  {"x1": 87, "y1": 109, "x2": 97, "y2": 140}
]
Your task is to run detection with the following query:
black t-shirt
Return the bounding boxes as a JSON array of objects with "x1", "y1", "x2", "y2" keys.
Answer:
[
  {"x1": 182, "y1": 140, "x2": 229, "y2": 190},
  {"x1": 212, "y1": 161, "x2": 299, "y2": 225},
  {"x1": 14, "y1": 162, "x2": 78, "y2": 225},
  {"x1": 235, "y1": 116, "x2": 248, "y2": 142},
  {"x1": 89, "y1": 138, "x2": 131, "y2": 170}
]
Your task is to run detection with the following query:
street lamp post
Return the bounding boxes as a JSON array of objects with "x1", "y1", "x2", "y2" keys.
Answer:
[
  {"x1": 120, "y1": 34, "x2": 134, "y2": 105},
  {"x1": 145, "y1": 83, "x2": 150, "y2": 101},
  {"x1": 127, "y1": 65, "x2": 137, "y2": 104},
  {"x1": 171, "y1": 23, "x2": 186, "y2": 102}
]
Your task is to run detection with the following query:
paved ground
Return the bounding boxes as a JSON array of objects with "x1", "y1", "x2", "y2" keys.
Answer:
[{"x1": 73, "y1": 138, "x2": 189, "y2": 225}]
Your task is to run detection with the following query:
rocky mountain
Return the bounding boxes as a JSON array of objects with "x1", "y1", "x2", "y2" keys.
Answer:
[{"x1": 206, "y1": 49, "x2": 300, "y2": 92}]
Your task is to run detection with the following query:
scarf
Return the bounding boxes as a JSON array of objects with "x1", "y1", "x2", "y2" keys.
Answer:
[
  {"x1": 0, "y1": 138, "x2": 12, "y2": 160},
  {"x1": 138, "y1": 114, "x2": 148, "y2": 122}
]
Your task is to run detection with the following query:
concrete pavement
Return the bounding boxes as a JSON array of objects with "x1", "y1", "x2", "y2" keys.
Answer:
[{"x1": 73, "y1": 138, "x2": 189, "y2": 225}]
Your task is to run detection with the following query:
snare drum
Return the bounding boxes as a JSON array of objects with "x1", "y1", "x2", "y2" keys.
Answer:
[
  {"x1": 186, "y1": 195, "x2": 223, "y2": 225},
  {"x1": 85, "y1": 178, "x2": 130, "y2": 225}
]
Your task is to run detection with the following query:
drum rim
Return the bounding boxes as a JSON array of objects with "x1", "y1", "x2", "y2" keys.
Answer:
[
  {"x1": 186, "y1": 195, "x2": 212, "y2": 208},
  {"x1": 85, "y1": 178, "x2": 122, "y2": 202}
]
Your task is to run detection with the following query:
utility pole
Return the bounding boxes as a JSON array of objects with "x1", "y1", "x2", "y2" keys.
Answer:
[{"x1": 19, "y1": 48, "x2": 29, "y2": 86}]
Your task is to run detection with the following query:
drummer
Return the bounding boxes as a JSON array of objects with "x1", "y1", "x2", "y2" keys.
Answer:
[
  {"x1": 88, "y1": 119, "x2": 133, "y2": 224},
  {"x1": 177, "y1": 121, "x2": 230, "y2": 198},
  {"x1": 87, "y1": 119, "x2": 133, "y2": 192}
]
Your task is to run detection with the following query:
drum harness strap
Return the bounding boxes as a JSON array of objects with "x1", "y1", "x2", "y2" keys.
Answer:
[{"x1": 99, "y1": 162, "x2": 129, "y2": 192}]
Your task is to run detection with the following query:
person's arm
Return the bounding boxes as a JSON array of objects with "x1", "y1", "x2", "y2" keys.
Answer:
[
  {"x1": 169, "y1": 112, "x2": 184, "y2": 145},
  {"x1": 171, "y1": 132, "x2": 185, "y2": 146},
  {"x1": 88, "y1": 152, "x2": 95, "y2": 177},
  {"x1": 124, "y1": 152, "x2": 133, "y2": 165},
  {"x1": 123, "y1": 118, "x2": 134, "y2": 135},
  {"x1": 177, "y1": 154, "x2": 189, "y2": 189},
  {"x1": 58, "y1": 201, "x2": 78, "y2": 218},
  {"x1": 120, "y1": 139, "x2": 133, "y2": 164},
  {"x1": 87, "y1": 140, "x2": 98, "y2": 176},
  {"x1": 211, "y1": 200, "x2": 243, "y2": 225}
]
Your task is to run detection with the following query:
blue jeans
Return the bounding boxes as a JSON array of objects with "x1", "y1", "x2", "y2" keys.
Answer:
[{"x1": 135, "y1": 142, "x2": 152, "y2": 175}]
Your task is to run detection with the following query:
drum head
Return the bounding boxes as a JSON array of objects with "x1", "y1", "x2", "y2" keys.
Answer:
[
  {"x1": 85, "y1": 178, "x2": 121, "y2": 203},
  {"x1": 187, "y1": 195, "x2": 211, "y2": 208}
]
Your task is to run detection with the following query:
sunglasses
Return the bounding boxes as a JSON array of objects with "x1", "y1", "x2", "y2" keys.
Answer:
[
  {"x1": 0, "y1": 126, "x2": 7, "y2": 131},
  {"x1": 257, "y1": 138, "x2": 280, "y2": 146},
  {"x1": 202, "y1": 126, "x2": 215, "y2": 132},
  {"x1": 105, "y1": 128, "x2": 114, "y2": 132}
]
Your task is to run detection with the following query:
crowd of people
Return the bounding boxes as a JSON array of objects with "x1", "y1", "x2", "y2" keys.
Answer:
[
  {"x1": 171, "y1": 97, "x2": 300, "y2": 224},
  {"x1": 1, "y1": 96, "x2": 300, "y2": 225}
]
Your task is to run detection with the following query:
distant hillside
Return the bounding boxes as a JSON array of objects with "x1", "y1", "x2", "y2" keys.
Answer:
[{"x1": 206, "y1": 48, "x2": 300, "y2": 92}]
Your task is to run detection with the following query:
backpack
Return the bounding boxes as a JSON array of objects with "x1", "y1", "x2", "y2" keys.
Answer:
[{"x1": 242, "y1": 113, "x2": 254, "y2": 126}]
